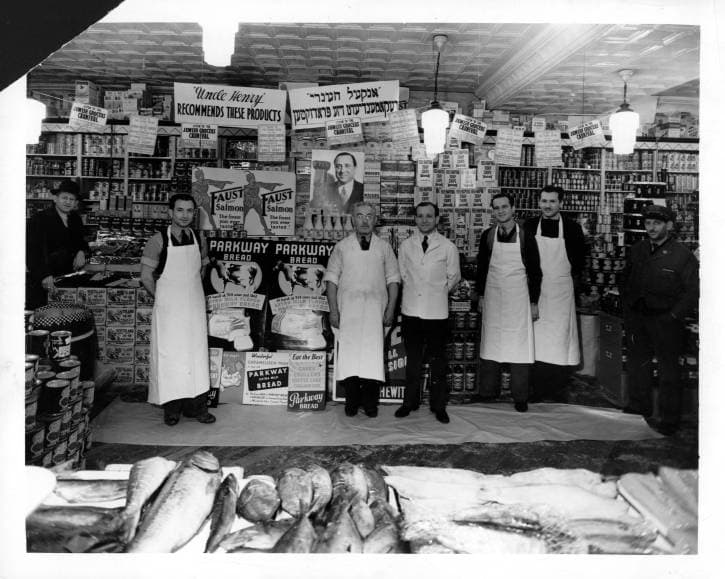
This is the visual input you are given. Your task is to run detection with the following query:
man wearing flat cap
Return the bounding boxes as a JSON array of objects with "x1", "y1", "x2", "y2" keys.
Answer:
[
  {"x1": 621, "y1": 204, "x2": 699, "y2": 435},
  {"x1": 26, "y1": 179, "x2": 88, "y2": 308}
]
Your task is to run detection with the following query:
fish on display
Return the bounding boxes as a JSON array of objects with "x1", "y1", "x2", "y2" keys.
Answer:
[
  {"x1": 363, "y1": 498, "x2": 403, "y2": 554},
  {"x1": 313, "y1": 495, "x2": 363, "y2": 553},
  {"x1": 271, "y1": 513, "x2": 318, "y2": 553},
  {"x1": 26, "y1": 506, "x2": 125, "y2": 553},
  {"x1": 277, "y1": 467, "x2": 313, "y2": 518},
  {"x1": 330, "y1": 462, "x2": 368, "y2": 503},
  {"x1": 52, "y1": 478, "x2": 128, "y2": 504},
  {"x1": 220, "y1": 519, "x2": 295, "y2": 552},
  {"x1": 205, "y1": 473, "x2": 240, "y2": 553},
  {"x1": 121, "y1": 456, "x2": 177, "y2": 543},
  {"x1": 236, "y1": 476, "x2": 281, "y2": 523},
  {"x1": 126, "y1": 451, "x2": 221, "y2": 553},
  {"x1": 304, "y1": 463, "x2": 332, "y2": 517},
  {"x1": 362, "y1": 466, "x2": 387, "y2": 504},
  {"x1": 349, "y1": 496, "x2": 375, "y2": 538}
]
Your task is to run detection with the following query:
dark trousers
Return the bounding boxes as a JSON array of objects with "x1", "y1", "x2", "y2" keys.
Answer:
[
  {"x1": 342, "y1": 377, "x2": 380, "y2": 412},
  {"x1": 531, "y1": 362, "x2": 572, "y2": 401},
  {"x1": 164, "y1": 392, "x2": 209, "y2": 418},
  {"x1": 401, "y1": 315, "x2": 448, "y2": 412},
  {"x1": 625, "y1": 311, "x2": 685, "y2": 426},
  {"x1": 479, "y1": 359, "x2": 530, "y2": 403}
]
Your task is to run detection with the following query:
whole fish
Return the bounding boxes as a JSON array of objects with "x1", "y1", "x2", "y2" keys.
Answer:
[
  {"x1": 126, "y1": 451, "x2": 221, "y2": 553},
  {"x1": 277, "y1": 467, "x2": 313, "y2": 517},
  {"x1": 219, "y1": 519, "x2": 295, "y2": 552},
  {"x1": 272, "y1": 514, "x2": 318, "y2": 553},
  {"x1": 121, "y1": 456, "x2": 177, "y2": 543},
  {"x1": 362, "y1": 466, "x2": 387, "y2": 504},
  {"x1": 205, "y1": 473, "x2": 240, "y2": 553},
  {"x1": 304, "y1": 463, "x2": 332, "y2": 517},
  {"x1": 236, "y1": 477, "x2": 280, "y2": 523},
  {"x1": 313, "y1": 495, "x2": 363, "y2": 553},
  {"x1": 349, "y1": 496, "x2": 375, "y2": 538},
  {"x1": 363, "y1": 498, "x2": 402, "y2": 554},
  {"x1": 26, "y1": 506, "x2": 124, "y2": 553},
  {"x1": 330, "y1": 462, "x2": 368, "y2": 503},
  {"x1": 53, "y1": 478, "x2": 128, "y2": 504}
]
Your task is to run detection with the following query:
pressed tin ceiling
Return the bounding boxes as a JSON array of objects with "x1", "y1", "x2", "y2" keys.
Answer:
[{"x1": 27, "y1": 22, "x2": 700, "y2": 116}]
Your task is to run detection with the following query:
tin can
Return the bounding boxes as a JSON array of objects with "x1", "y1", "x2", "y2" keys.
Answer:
[
  {"x1": 452, "y1": 366, "x2": 464, "y2": 392},
  {"x1": 57, "y1": 358, "x2": 81, "y2": 390},
  {"x1": 39, "y1": 378, "x2": 71, "y2": 414},
  {"x1": 84, "y1": 432, "x2": 93, "y2": 452},
  {"x1": 81, "y1": 381, "x2": 95, "y2": 409},
  {"x1": 41, "y1": 448, "x2": 54, "y2": 468},
  {"x1": 454, "y1": 312, "x2": 466, "y2": 330},
  {"x1": 55, "y1": 369, "x2": 80, "y2": 401},
  {"x1": 26, "y1": 425, "x2": 45, "y2": 460},
  {"x1": 70, "y1": 399, "x2": 84, "y2": 422},
  {"x1": 49, "y1": 330, "x2": 72, "y2": 360},
  {"x1": 25, "y1": 362, "x2": 35, "y2": 396},
  {"x1": 59, "y1": 409, "x2": 73, "y2": 440},
  {"x1": 75, "y1": 416, "x2": 86, "y2": 439},
  {"x1": 501, "y1": 370, "x2": 511, "y2": 393},
  {"x1": 453, "y1": 339, "x2": 464, "y2": 361},
  {"x1": 67, "y1": 429, "x2": 80, "y2": 454},
  {"x1": 25, "y1": 392, "x2": 39, "y2": 431},
  {"x1": 40, "y1": 413, "x2": 63, "y2": 446},
  {"x1": 25, "y1": 354, "x2": 40, "y2": 373},
  {"x1": 464, "y1": 369, "x2": 477, "y2": 391},
  {"x1": 52, "y1": 439, "x2": 68, "y2": 465},
  {"x1": 25, "y1": 310, "x2": 35, "y2": 333},
  {"x1": 446, "y1": 370, "x2": 454, "y2": 393},
  {"x1": 26, "y1": 329, "x2": 49, "y2": 357},
  {"x1": 467, "y1": 312, "x2": 479, "y2": 330},
  {"x1": 464, "y1": 341, "x2": 476, "y2": 361},
  {"x1": 35, "y1": 370, "x2": 56, "y2": 393}
]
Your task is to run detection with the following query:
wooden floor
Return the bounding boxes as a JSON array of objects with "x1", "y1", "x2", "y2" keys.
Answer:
[{"x1": 85, "y1": 374, "x2": 699, "y2": 478}]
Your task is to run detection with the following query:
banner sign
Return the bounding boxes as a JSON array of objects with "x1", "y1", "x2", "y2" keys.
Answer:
[
  {"x1": 127, "y1": 115, "x2": 159, "y2": 156},
  {"x1": 449, "y1": 114, "x2": 487, "y2": 145},
  {"x1": 174, "y1": 82, "x2": 286, "y2": 128},
  {"x1": 494, "y1": 126, "x2": 525, "y2": 166},
  {"x1": 325, "y1": 117, "x2": 364, "y2": 146},
  {"x1": 534, "y1": 129, "x2": 564, "y2": 167},
  {"x1": 191, "y1": 167, "x2": 296, "y2": 235},
  {"x1": 257, "y1": 124, "x2": 287, "y2": 162},
  {"x1": 68, "y1": 102, "x2": 108, "y2": 131},
  {"x1": 180, "y1": 123, "x2": 218, "y2": 150},
  {"x1": 568, "y1": 120, "x2": 607, "y2": 150},
  {"x1": 287, "y1": 351, "x2": 327, "y2": 411},
  {"x1": 242, "y1": 351, "x2": 289, "y2": 405},
  {"x1": 288, "y1": 80, "x2": 399, "y2": 130},
  {"x1": 388, "y1": 109, "x2": 420, "y2": 146}
]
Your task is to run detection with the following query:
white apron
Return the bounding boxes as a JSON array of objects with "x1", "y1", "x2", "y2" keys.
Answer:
[
  {"x1": 533, "y1": 218, "x2": 580, "y2": 365},
  {"x1": 480, "y1": 225, "x2": 534, "y2": 363},
  {"x1": 334, "y1": 239, "x2": 388, "y2": 382},
  {"x1": 149, "y1": 227, "x2": 210, "y2": 405}
]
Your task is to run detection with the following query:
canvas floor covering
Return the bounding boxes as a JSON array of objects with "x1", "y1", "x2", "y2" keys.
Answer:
[{"x1": 90, "y1": 385, "x2": 662, "y2": 447}]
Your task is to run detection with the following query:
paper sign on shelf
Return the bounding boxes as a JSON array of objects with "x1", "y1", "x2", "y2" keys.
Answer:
[
  {"x1": 568, "y1": 119, "x2": 607, "y2": 150},
  {"x1": 127, "y1": 115, "x2": 159, "y2": 156},
  {"x1": 68, "y1": 102, "x2": 108, "y2": 131},
  {"x1": 388, "y1": 109, "x2": 420, "y2": 146},
  {"x1": 534, "y1": 129, "x2": 564, "y2": 167},
  {"x1": 257, "y1": 124, "x2": 287, "y2": 162},
  {"x1": 449, "y1": 114, "x2": 487, "y2": 145},
  {"x1": 180, "y1": 123, "x2": 217, "y2": 150},
  {"x1": 531, "y1": 116, "x2": 547, "y2": 132},
  {"x1": 325, "y1": 117, "x2": 364, "y2": 146},
  {"x1": 287, "y1": 351, "x2": 327, "y2": 411},
  {"x1": 493, "y1": 126, "x2": 525, "y2": 166},
  {"x1": 242, "y1": 351, "x2": 289, "y2": 406}
]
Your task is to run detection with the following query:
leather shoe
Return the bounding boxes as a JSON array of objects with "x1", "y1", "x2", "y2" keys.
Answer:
[
  {"x1": 622, "y1": 407, "x2": 644, "y2": 415},
  {"x1": 344, "y1": 407, "x2": 358, "y2": 417},
  {"x1": 195, "y1": 412, "x2": 216, "y2": 424},
  {"x1": 364, "y1": 407, "x2": 378, "y2": 418},
  {"x1": 434, "y1": 409, "x2": 450, "y2": 424},
  {"x1": 164, "y1": 413, "x2": 180, "y2": 426},
  {"x1": 394, "y1": 406, "x2": 412, "y2": 418},
  {"x1": 514, "y1": 401, "x2": 528, "y2": 413}
]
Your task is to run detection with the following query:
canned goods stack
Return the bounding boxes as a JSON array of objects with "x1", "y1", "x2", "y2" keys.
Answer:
[
  {"x1": 25, "y1": 317, "x2": 95, "y2": 470},
  {"x1": 447, "y1": 308, "x2": 480, "y2": 404}
]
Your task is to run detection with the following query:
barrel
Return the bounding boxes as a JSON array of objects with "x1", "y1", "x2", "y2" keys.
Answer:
[{"x1": 33, "y1": 303, "x2": 97, "y2": 380}]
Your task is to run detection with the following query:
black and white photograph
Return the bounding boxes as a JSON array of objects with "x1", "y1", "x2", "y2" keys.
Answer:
[{"x1": 310, "y1": 149, "x2": 366, "y2": 214}]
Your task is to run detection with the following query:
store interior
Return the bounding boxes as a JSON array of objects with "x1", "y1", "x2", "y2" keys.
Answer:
[{"x1": 6, "y1": 0, "x2": 721, "y2": 565}]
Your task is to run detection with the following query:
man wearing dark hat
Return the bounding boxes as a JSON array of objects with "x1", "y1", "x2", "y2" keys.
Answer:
[
  {"x1": 621, "y1": 204, "x2": 699, "y2": 435},
  {"x1": 26, "y1": 179, "x2": 88, "y2": 308}
]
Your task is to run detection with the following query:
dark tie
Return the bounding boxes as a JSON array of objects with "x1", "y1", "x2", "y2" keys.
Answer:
[{"x1": 422, "y1": 235, "x2": 429, "y2": 253}]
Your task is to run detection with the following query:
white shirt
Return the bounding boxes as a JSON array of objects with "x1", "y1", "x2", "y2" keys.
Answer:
[{"x1": 398, "y1": 230, "x2": 461, "y2": 319}]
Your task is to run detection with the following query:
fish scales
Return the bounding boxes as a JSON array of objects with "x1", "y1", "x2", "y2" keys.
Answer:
[{"x1": 205, "y1": 473, "x2": 240, "y2": 553}]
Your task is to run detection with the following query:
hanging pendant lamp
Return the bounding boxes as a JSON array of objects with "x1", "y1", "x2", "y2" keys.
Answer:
[
  {"x1": 422, "y1": 34, "x2": 450, "y2": 157},
  {"x1": 26, "y1": 96, "x2": 47, "y2": 145},
  {"x1": 609, "y1": 69, "x2": 640, "y2": 155}
]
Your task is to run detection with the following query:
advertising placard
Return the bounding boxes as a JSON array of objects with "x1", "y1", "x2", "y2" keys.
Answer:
[
  {"x1": 534, "y1": 129, "x2": 564, "y2": 167},
  {"x1": 568, "y1": 120, "x2": 607, "y2": 150},
  {"x1": 257, "y1": 124, "x2": 287, "y2": 162},
  {"x1": 180, "y1": 123, "x2": 218, "y2": 150},
  {"x1": 289, "y1": 80, "x2": 399, "y2": 130},
  {"x1": 388, "y1": 109, "x2": 420, "y2": 146},
  {"x1": 191, "y1": 167, "x2": 295, "y2": 235},
  {"x1": 494, "y1": 126, "x2": 525, "y2": 166},
  {"x1": 174, "y1": 82, "x2": 286, "y2": 128},
  {"x1": 127, "y1": 115, "x2": 159, "y2": 156},
  {"x1": 325, "y1": 117, "x2": 364, "y2": 146},
  {"x1": 449, "y1": 114, "x2": 487, "y2": 145},
  {"x1": 68, "y1": 102, "x2": 108, "y2": 131},
  {"x1": 287, "y1": 351, "x2": 327, "y2": 411},
  {"x1": 242, "y1": 351, "x2": 289, "y2": 406}
]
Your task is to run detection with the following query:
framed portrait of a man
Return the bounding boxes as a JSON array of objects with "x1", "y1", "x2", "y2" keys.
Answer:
[{"x1": 310, "y1": 149, "x2": 365, "y2": 214}]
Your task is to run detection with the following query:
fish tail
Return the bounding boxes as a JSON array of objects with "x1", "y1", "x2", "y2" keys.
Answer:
[{"x1": 121, "y1": 511, "x2": 141, "y2": 544}]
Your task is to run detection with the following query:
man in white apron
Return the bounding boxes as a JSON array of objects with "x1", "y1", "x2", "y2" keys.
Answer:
[
  {"x1": 324, "y1": 202, "x2": 400, "y2": 418},
  {"x1": 140, "y1": 194, "x2": 214, "y2": 426},
  {"x1": 395, "y1": 202, "x2": 460, "y2": 424},
  {"x1": 476, "y1": 193, "x2": 541, "y2": 412},
  {"x1": 524, "y1": 185, "x2": 586, "y2": 402}
]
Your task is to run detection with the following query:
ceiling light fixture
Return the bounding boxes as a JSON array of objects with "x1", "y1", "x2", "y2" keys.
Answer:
[
  {"x1": 421, "y1": 34, "x2": 450, "y2": 157},
  {"x1": 201, "y1": 20, "x2": 238, "y2": 67},
  {"x1": 26, "y1": 96, "x2": 47, "y2": 145},
  {"x1": 609, "y1": 69, "x2": 640, "y2": 155}
]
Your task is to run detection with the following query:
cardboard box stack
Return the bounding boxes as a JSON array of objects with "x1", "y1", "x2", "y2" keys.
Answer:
[{"x1": 75, "y1": 81, "x2": 102, "y2": 106}]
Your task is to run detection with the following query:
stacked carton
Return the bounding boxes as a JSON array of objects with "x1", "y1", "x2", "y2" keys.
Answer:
[{"x1": 75, "y1": 81, "x2": 102, "y2": 107}]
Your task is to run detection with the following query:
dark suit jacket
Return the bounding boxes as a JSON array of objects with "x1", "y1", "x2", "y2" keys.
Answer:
[
  {"x1": 341, "y1": 180, "x2": 364, "y2": 213},
  {"x1": 313, "y1": 180, "x2": 364, "y2": 213},
  {"x1": 27, "y1": 206, "x2": 89, "y2": 283}
]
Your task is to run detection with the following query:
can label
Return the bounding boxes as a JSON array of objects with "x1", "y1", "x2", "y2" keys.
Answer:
[
  {"x1": 59, "y1": 410, "x2": 72, "y2": 440},
  {"x1": 27, "y1": 426, "x2": 45, "y2": 458},
  {"x1": 25, "y1": 310, "x2": 35, "y2": 333},
  {"x1": 71, "y1": 399, "x2": 84, "y2": 422},
  {"x1": 464, "y1": 370, "x2": 477, "y2": 391},
  {"x1": 55, "y1": 370, "x2": 80, "y2": 401},
  {"x1": 453, "y1": 341, "x2": 464, "y2": 361},
  {"x1": 41, "y1": 449, "x2": 54, "y2": 468},
  {"x1": 27, "y1": 329, "x2": 49, "y2": 357},
  {"x1": 25, "y1": 354, "x2": 40, "y2": 373},
  {"x1": 464, "y1": 341, "x2": 476, "y2": 361},
  {"x1": 42, "y1": 415, "x2": 62, "y2": 446},
  {"x1": 454, "y1": 312, "x2": 466, "y2": 330},
  {"x1": 467, "y1": 312, "x2": 479, "y2": 330},
  {"x1": 52, "y1": 440, "x2": 68, "y2": 465},
  {"x1": 49, "y1": 330, "x2": 72, "y2": 360},
  {"x1": 67, "y1": 429, "x2": 80, "y2": 453},
  {"x1": 40, "y1": 379, "x2": 71, "y2": 414},
  {"x1": 81, "y1": 381, "x2": 95, "y2": 409},
  {"x1": 452, "y1": 368, "x2": 464, "y2": 391},
  {"x1": 25, "y1": 394, "x2": 39, "y2": 431}
]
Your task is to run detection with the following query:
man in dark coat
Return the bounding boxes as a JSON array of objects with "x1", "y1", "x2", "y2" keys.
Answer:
[
  {"x1": 621, "y1": 204, "x2": 699, "y2": 435},
  {"x1": 26, "y1": 179, "x2": 88, "y2": 308}
]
